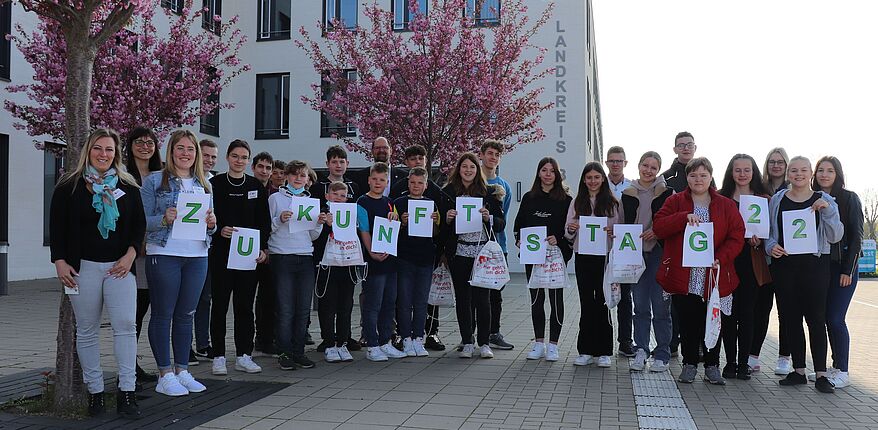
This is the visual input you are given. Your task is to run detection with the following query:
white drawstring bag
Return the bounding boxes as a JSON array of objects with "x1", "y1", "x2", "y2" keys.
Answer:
[
  {"x1": 320, "y1": 234, "x2": 366, "y2": 267},
  {"x1": 602, "y1": 256, "x2": 622, "y2": 309},
  {"x1": 609, "y1": 250, "x2": 646, "y2": 284},
  {"x1": 527, "y1": 245, "x2": 571, "y2": 289},
  {"x1": 469, "y1": 228, "x2": 510, "y2": 290},
  {"x1": 704, "y1": 267, "x2": 722, "y2": 349},
  {"x1": 428, "y1": 264, "x2": 455, "y2": 307}
]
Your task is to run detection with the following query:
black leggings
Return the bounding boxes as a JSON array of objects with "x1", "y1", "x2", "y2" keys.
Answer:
[
  {"x1": 451, "y1": 256, "x2": 491, "y2": 346},
  {"x1": 209, "y1": 255, "x2": 259, "y2": 357},
  {"x1": 672, "y1": 293, "x2": 721, "y2": 367},
  {"x1": 720, "y1": 273, "x2": 757, "y2": 366},
  {"x1": 135, "y1": 289, "x2": 150, "y2": 339},
  {"x1": 254, "y1": 262, "x2": 275, "y2": 349},
  {"x1": 773, "y1": 254, "x2": 830, "y2": 371},
  {"x1": 317, "y1": 266, "x2": 357, "y2": 347},
  {"x1": 575, "y1": 255, "x2": 612, "y2": 356},
  {"x1": 750, "y1": 282, "x2": 790, "y2": 357},
  {"x1": 525, "y1": 265, "x2": 564, "y2": 343}
]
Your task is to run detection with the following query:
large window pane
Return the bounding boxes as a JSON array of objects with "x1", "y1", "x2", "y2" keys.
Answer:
[
  {"x1": 321, "y1": 69, "x2": 357, "y2": 137},
  {"x1": 255, "y1": 73, "x2": 290, "y2": 139},
  {"x1": 259, "y1": 0, "x2": 291, "y2": 40},
  {"x1": 393, "y1": 0, "x2": 428, "y2": 30},
  {"x1": 42, "y1": 144, "x2": 64, "y2": 246},
  {"x1": 325, "y1": 0, "x2": 357, "y2": 30},
  {"x1": 0, "y1": 134, "x2": 7, "y2": 243},
  {"x1": 0, "y1": 3, "x2": 10, "y2": 80},
  {"x1": 466, "y1": 0, "x2": 500, "y2": 26}
]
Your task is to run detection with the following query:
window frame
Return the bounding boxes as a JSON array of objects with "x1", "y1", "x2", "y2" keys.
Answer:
[
  {"x1": 200, "y1": 68, "x2": 220, "y2": 137},
  {"x1": 0, "y1": 134, "x2": 8, "y2": 244},
  {"x1": 391, "y1": 0, "x2": 428, "y2": 31},
  {"x1": 42, "y1": 143, "x2": 65, "y2": 247},
  {"x1": 0, "y1": 3, "x2": 11, "y2": 80},
  {"x1": 161, "y1": 0, "x2": 184, "y2": 15},
  {"x1": 202, "y1": 0, "x2": 222, "y2": 35},
  {"x1": 323, "y1": 0, "x2": 358, "y2": 32},
  {"x1": 465, "y1": 0, "x2": 500, "y2": 27},
  {"x1": 255, "y1": 72, "x2": 291, "y2": 140},
  {"x1": 257, "y1": 0, "x2": 292, "y2": 41},
  {"x1": 320, "y1": 69, "x2": 358, "y2": 138}
]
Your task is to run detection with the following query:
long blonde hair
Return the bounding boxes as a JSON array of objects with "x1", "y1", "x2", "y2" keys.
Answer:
[
  {"x1": 161, "y1": 129, "x2": 212, "y2": 193},
  {"x1": 58, "y1": 128, "x2": 138, "y2": 191},
  {"x1": 762, "y1": 147, "x2": 789, "y2": 188}
]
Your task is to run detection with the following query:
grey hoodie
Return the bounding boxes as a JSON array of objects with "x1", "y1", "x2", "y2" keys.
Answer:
[{"x1": 764, "y1": 189, "x2": 844, "y2": 259}]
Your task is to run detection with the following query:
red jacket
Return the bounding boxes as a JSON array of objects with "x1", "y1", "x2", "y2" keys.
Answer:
[{"x1": 653, "y1": 188, "x2": 745, "y2": 297}]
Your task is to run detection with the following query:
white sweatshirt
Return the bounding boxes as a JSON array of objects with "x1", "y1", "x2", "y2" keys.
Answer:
[{"x1": 268, "y1": 191, "x2": 324, "y2": 255}]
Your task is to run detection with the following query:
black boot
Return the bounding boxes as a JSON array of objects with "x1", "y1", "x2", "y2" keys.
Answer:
[
  {"x1": 116, "y1": 390, "x2": 141, "y2": 419},
  {"x1": 88, "y1": 392, "x2": 105, "y2": 417},
  {"x1": 736, "y1": 363, "x2": 752, "y2": 380},
  {"x1": 136, "y1": 362, "x2": 157, "y2": 382}
]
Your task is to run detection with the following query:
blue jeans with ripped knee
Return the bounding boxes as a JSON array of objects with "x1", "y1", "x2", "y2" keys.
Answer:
[{"x1": 146, "y1": 255, "x2": 207, "y2": 371}]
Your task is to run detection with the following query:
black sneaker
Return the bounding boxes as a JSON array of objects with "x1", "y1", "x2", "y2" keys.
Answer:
[
  {"x1": 194, "y1": 346, "x2": 212, "y2": 358},
  {"x1": 135, "y1": 363, "x2": 157, "y2": 383},
  {"x1": 305, "y1": 333, "x2": 315, "y2": 346},
  {"x1": 88, "y1": 392, "x2": 105, "y2": 417},
  {"x1": 424, "y1": 335, "x2": 446, "y2": 351},
  {"x1": 779, "y1": 372, "x2": 807, "y2": 386},
  {"x1": 116, "y1": 390, "x2": 141, "y2": 419},
  {"x1": 617, "y1": 342, "x2": 636, "y2": 358},
  {"x1": 293, "y1": 354, "x2": 315, "y2": 369},
  {"x1": 316, "y1": 340, "x2": 333, "y2": 352},
  {"x1": 345, "y1": 338, "x2": 362, "y2": 351},
  {"x1": 278, "y1": 353, "x2": 297, "y2": 371},
  {"x1": 358, "y1": 336, "x2": 368, "y2": 348},
  {"x1": 736, "y1": 363, "x2": 752, "y2": 380},
  {"x1": 255, "y1": 343, "x2": 278, "y2": 357},
  {"x1": 489, "y1": 333, "x2": 514, "y2": 350},
  {"x1": 722, "y1": 363, "x2": 738, "y2": 379},
  {"x1": 815, "y1": 376, "x2": 836, "y2": 393},
  {"x1": 188, "y1": 349, "x2": 200, "y2": 366}
]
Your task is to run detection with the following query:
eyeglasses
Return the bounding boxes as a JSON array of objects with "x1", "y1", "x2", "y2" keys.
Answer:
[
  {"x1": 675, "y1": 143, "x2": 695, "y2": 149},
  {"x1": 133, "y1": 139, "x2": 155, "y2": 147},
  {"x1": 767, "y1": 160, "x2": 786, "y2": 166}
]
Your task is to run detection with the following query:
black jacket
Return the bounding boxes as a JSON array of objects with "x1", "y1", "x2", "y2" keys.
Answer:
[
  {"x1": 438, "y1": 183, "x2": 506, "y2": 260},
  {"x1": 661, "y1": 159, "x2": 716, "y2": 193},
  {"x1": 831, "y1": 189, "x2": 864, "y2": 277},
  {"x1": 513, "y1": 189, "x2": 573, "y2": 262},
  {"x1": 352, "y1": 165, "x2": 407, "y2": 199}
]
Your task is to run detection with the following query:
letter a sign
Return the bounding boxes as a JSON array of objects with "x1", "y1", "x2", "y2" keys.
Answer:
[
  {"x1": 227, "y1": 227, "x2": 260, "y2": 270},
  {"x1": 682, "y1": 223, "x2": 714, "y2": 268},
  {"x1": 612, "y1": 224, "x2": 643, "y2": 265},
  {"x1": 371, "y1": 217, "x2": 401, "y2": 256},
  {"x1": 289, "y1": 197, "x2": 320, "y2": 233}
]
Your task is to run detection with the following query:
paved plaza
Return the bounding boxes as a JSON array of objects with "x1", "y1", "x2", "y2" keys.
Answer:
[{"x1": 0, "y1": 275, "x2": 877, "y2": 429}]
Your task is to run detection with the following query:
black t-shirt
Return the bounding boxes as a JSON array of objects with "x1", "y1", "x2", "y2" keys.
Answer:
[
  {"x1": 209, "y1": 173, "x2": 271, "y2": 258},
  {"x1": 77, "y1": 186, "x2": 128, "y2": 263},
  {"x1": 777, "y1": 193, "x2": 820, "y2": 247}
]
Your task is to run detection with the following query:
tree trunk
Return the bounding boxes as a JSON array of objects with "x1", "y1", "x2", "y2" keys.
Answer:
[{"x1": 53, "y1": 295, "x2": 84, "y2": 412}]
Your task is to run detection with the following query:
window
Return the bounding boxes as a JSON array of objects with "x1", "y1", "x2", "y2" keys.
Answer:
[
  {"x1": 258, "y1": 0, "x2": 291, "y2": 40},
  {"x1": 200, "y1": 68, "x2": 220, "y2": 137},
  {"x1": 202, "y1": 0, "x2": 222, "y2": 35},
  {"x1": 465, "y1": 0, "x2": 500, "y2": 26},
  {"x1": 0, "y1": 3, "x2": 10, "y2": 80},
  {"x1": 392, "y1": 0, "x2": 427, "y2": 30},
  {"x1": 42, "y1": 143, "x2": 65, "y2": 246},
  {"x1": 161, "y1": 0, "x2": 184, "y2": 14},
  {"x1": 0, "y1": 134, "x2": 7, "y2": 244},
  {"x1": 324, "y1": 0, "x2": 357, "y2": 31},
  {"x1": 255, "y1": 73, "x2": 290, "y2": 139},
  {"x1": 321, "y1": 69, "x2": 357, "y2": 137}
]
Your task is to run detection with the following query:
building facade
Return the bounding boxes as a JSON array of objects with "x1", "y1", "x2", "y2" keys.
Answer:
[{"x1": 0, "y1": 0, "x2": 602, "y2": 281}]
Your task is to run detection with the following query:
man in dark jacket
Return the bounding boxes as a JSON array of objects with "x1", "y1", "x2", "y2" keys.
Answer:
[{"x1": 352, "y1": 137, "x2": 407, "y2": 197}]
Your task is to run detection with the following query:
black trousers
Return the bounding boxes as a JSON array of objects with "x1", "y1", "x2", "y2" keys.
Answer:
[
  {"x1": 525, "y1": 265, "x2": 564, "y2": 343},
  {"x1": 425, "y1": 304, "x2": 440, "y2": 336},
  {"x1": 616, "y1": 283, "x2": 633, "y2": 346},
  {"x1": 317, "y1": 266, "x2": 356, "y2": 346},
  {"x1": 135, "y1": 289, "x2": 150, "y2": 339},
  {"x1": 254, "y1": 261, "x2": 275, "y2": 349},
  {"x1": 209, "y1": 253, "x2": 259, "y2": 357},
  {"x1": 720, "y1": 273, "x2": 757, "y2": 366},
  {"x1": 576, "y1": 255, "x2": 612, "y2": 356},
  {"x1": 488, "y1": 253, "x2": 508, "y2": 334},
  {"x1": 673, "y1": 293, "x2": 721, "y2": 367},
  {"x1": 750, "y1": 282, "x2": 790, "y2": 357},
  {"x1": 773, "y1": 254, "x2": 830, "y2": 371},
  {"x1": 451, "y1": 256, "x2": 491, "y2": 346}
]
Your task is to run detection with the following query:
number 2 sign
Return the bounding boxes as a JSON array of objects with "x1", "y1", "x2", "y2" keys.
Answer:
[
  {"x1": 781, "y1": 208, "x2": 818, "y2": 255},
  {"x1": 171, "y1": 193, "x2": 211, "y2": 241},
  {"x1": 739, "y1": 195, "x2": 769, "y2": 239}
]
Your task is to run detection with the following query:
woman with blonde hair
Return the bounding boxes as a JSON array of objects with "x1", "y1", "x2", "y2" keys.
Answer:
[
  {"x1": 141, "y1": 129, "x2": 217, "y2": 397},
  {"x1": 50, "y1": 129, "x2": 145, "y2": 417}
]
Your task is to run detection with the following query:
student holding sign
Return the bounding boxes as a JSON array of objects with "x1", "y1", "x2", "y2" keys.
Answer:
[
  {"x1": 207, "y1": 140, "x2": 271, "y2": 376},
  {"x1": 141, "y1": 130, "x2": 216, "y2": 397},
  {"x1": 51, "y1": 129, "x2": 146, "y2": 417},
  {"x1": 513, "y1": 157, "x2": 572, "y2": 362},
  {"x1": 565, "y1": 162, "x2": 622, "y2": 367},
  {"x1": 765, "y1": 156, "x2": 843, "y2": 393},
  {"x1": 717, "y1": 154, "x2": 771, "y2": 380},
  {"x1": 393, "y1": 167, "x2": 440, "y2": 357},
  {"x1": 812, "y1": 156, "x2": 863, "y2": 389},
  {"x1": 269, "y1": 161, "x2": 328, "y2": 371},
  {"x1": 440, "y1": 153, "x2": 506, "y2": 359},
  {"x1": 654, "y1": 157, "x2": 745, "y2": 386},
  {"x1": 620, "y1": 151, "x2": 674, "y2": 372}
]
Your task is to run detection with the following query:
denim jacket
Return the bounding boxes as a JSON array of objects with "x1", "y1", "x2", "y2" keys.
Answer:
[
  {"x1": 141, "y1": 171, "x2": 216, "y2": 247},
  {"x1": 765, "y1": 189, "x2": 844, "y2": 259}
]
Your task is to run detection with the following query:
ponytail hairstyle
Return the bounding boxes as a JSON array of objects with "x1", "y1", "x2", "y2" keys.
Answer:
[{"x1": 573, "y1": 162, "x2": 617, "y2": 217}]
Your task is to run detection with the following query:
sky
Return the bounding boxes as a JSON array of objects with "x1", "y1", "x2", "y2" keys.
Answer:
[{"x1": 590, "y1": 0, "x2": 877, "y2": 197}]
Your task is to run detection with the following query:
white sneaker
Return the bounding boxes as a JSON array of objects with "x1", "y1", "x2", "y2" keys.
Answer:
[
  {"x1": 176, "y1": 370, "x2": 206, "y2": 393},
  {"x1": 479, "y1": 344, "x2": 494, "y2": 359},
  {"x1": 367, "y1": 346, "x2": 388, "y2": 362},
  {"x1": 403, "y1": 338, "x2": 417, "y2": 357},
  {"x1": 649, "y1": 359, "x2": 669, "y2": 372},
  {"x1": 597, "y1": 356, "x2": 612, "y2": 368},
  {"x1": 545, "y1": 343, "x2": 559, "y2": 362},
  {"x1": 748, "y1": 355, "x2": 761, "y2": 373},
  {"x1": 337, "y1": 345, "x2": 354, "y2": 362},
  {"x1": 830, "y1": 371, "x2": 850, "y2": 389},
  {"x1": 212, "y1": 356, "x2": 227, "y2": 376},
  {"x1": 526, "y1": 342, "x2": 546, "y2": 360},
  {"x1": 630, "y1": 349, "x2": 647, "y2": 371},
  {"x1": 324, "y1": 346, "x2": 341, "y2": 363},
  {"x1": 155, "y1": 372, "x2": 189, "y2": 396},
  {"x1": 381, "y1": 342, "x2": 407, "y2": 359},
  {"x1": 460, "y1": 344, "x2": 475, "y2": 358},
  {"x1": 413, "y1": 338, "x2": 429, "y2": 357},
  {"x1": 234, "y1": 354, "x2": 262, "y2": 373},
  {"x1": 809, "y1": 367, "x2": 840, "y2": 382},
  {"x1": 775, "y1": 356, "x2": 793, "y2": 375},
  {"x1": 574, "y1": 355, "x2": 594, "y2": 366}
]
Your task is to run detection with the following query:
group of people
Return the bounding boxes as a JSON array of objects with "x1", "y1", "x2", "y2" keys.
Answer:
[{"x1": 49, "y1": 127, "x2": 863, "y2": 418}]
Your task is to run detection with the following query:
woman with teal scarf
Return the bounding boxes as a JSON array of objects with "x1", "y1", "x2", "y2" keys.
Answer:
[{"x1": 50, "y1": 129, "x2": 145, "y2": 418}]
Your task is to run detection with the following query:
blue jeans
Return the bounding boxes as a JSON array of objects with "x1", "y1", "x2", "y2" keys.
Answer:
[
  {"x1": 146, "y1": 255, "x2": 208, "y2": 371},
  {"x1": 272, "y1": 254, "x2": 314, "y2": 356},
  {"x1": 194, "y1": 268, "x2": 211, "y2": 350},
  {"x1": 396, "y1": 259, "x2": 432, "y2": 340},
  {"x1": 363, "y1": 270, "x2": 398, "y2": 347},
  {"x1": 827, "y1": 261, "x2": 859, "y2": 372},
  {"x1": 632, "y1": 248, "x2": 672, "y2": 362}
]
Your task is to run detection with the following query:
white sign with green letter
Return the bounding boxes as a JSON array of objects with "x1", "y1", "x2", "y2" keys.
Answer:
[
  {"x1": 455, "y1": 197, "x2": 483, "y2": 234},
  {"x1": 739, "y1": 195, "x2": 769, "y2": 239},
  {"x1": 519, "y1": 226, "x2": 547, "y2": 264},
  {"x1": 682, "y1": 222, "x2": 714, "y2": 268},
  {"x1": 289, "y1": 197, "x2": 320, "y2": 233},
  {"x1": 329, "y1": 202, "x2": 357, "y2": 241},
  {"x1": 371, "y1": 217, "x2": 401, "y2": 256},
  {"x1": 612, "y1": 224, "x2": 643, "y2": 265},
  {"x1": 782, "y1": 208, "x2": 818, "y2": 255},
  {"x1": 577, "y1": 216, "x2": 608, "y2": 255},
  {"x1": 227, "y1": 227, "x2": 260, "y2": 270},
  {"x1": 407, "y1": 199, "x2": 434, "y2": 238},
  {"x1": 171, "y1": 192, "x2": 210, "y2": 241}
]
